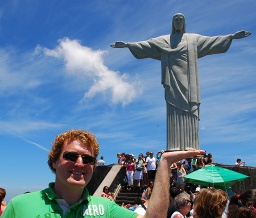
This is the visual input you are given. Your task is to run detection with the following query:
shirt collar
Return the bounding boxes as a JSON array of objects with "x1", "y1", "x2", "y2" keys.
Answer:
[{"x1": 43, "y1": 182, "x2": 91, "y2": 204}]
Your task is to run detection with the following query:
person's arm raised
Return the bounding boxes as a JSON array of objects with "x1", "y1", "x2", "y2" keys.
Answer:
[{"x1": 137, "y1": 150, "x2": 205, "y2": 218}]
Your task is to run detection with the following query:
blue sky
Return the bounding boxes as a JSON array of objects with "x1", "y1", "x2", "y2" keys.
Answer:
[{"x1": 1, "y1": 0, "x2": 255, "y2": 202}]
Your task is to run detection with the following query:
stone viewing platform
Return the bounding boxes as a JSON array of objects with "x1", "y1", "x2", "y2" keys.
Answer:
[{"x1": 87, "y1": 163, "x2": 256, "y2": 202}]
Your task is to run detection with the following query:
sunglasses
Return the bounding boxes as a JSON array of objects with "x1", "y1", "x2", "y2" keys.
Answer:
[{"x1": 63, "y1": 151, "x2": 96, "y2": 165}]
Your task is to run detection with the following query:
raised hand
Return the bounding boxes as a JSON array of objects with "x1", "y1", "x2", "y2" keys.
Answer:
[
  {"x1": 231, "y1": 30, "x2": 252, "y2": 39},
  {"x1": 110, "y1": 41, "x2": 128, "y2": 48},
  {"x1": 162, "y1": 150, "x2": 206, "y2": 165}
]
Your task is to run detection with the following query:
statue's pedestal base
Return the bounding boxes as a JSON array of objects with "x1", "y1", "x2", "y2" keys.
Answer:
[
  {"x1": 166, "y1": 148, "x2": 197, "y2": 152},
  {"x1": 165, "y1": 149, "x2": 204, "y2": 158}
]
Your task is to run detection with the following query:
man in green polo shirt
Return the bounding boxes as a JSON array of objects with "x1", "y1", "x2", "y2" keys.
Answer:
[{"x1": 2, "y1": 129, "x2": 204, "y2": 217}]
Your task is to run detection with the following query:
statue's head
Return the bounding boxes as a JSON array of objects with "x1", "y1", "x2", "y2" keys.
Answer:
[{"x1": 172, "y1": 13, "x2": 186, "y2": 34}]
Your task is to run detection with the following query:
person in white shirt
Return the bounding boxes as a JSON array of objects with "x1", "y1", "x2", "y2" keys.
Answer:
[
  {"x1": 97, "y1": 156, "x2": 105, "y2": 166},
  {"x1": 235, "y1": 158, "x2": 245, "y2": 166},
  {"x1": 146, "y1": 152, "x2": 157, "y2": 185},
  {"x1": 134, "y1": 200, "x2": 149, "y2": 215}
]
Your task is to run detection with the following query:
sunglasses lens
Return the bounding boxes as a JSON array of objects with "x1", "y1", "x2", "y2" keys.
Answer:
[
  {"x1": 63, "y1": 152, "x2": 78, "y2": 162},
  {"x1": 63, "y1": 152, "x2": 95, "y2": 165},
  {"x1": 82, "y1": 155, "x2": 96, "y2": 165}
]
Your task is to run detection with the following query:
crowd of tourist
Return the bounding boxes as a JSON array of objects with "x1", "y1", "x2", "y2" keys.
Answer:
[
  {"x1": 99, "y1": 151, "x2": 254, "y2": 218},
  {"x1": 117, "y1": 151, "x2": 158, "y2": 189},
  {"x1": 114, "y1": 151, "x2": 215, "y2": 191}
]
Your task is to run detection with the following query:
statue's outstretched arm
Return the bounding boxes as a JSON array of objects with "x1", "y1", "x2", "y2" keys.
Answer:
[
  {"x1": 231, "y1": 30, "x2": 252, "y2": 39},
  {"x1": 110, "y1": 41, "x2": 128, "y2": 48}
]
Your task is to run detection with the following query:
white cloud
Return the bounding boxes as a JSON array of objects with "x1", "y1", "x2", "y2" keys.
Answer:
[
  {"x1": 0, "y1": 48, "x2": 47, "y2": 95},
  {"x1": 22, "y1": 138, "x2": 49, "y2": 152},
  {"x1": 0, "y1": 120, "x2": 62, "y2": 135},
  {"x1": 37, "y1": 38, "x2": 142, "y2": 106}
]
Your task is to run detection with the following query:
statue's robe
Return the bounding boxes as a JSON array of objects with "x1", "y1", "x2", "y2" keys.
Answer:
[{"x1": 128, "y1": 33, "x2": 232, "y2": 150}]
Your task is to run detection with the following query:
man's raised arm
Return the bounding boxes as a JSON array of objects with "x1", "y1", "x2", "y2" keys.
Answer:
[{"x1": 137, "y1": 150, "x2": 205, "y2": 218}]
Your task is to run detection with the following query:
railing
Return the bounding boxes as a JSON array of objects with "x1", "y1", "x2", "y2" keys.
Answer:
[{"x1": 215, "y1": 163, "x2": 256, "y2": 193}]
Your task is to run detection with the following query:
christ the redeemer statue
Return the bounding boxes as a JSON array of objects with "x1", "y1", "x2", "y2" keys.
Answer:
[{"x1": 111, "y1": 13, "x2": 251, "y2": 151}]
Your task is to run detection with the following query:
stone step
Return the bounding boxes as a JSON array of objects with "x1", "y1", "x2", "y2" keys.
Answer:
[
  {"x1": 115, "y1": 187, "x2": 144, "y2": 206},
  {"x1": 116, "y1": 192, "x2": 142, "y2": 198}
]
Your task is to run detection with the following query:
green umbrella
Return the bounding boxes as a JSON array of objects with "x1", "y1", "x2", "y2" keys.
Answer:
[{"x1": 184, "y1": 164, "x2": 249, "y2": 190}]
